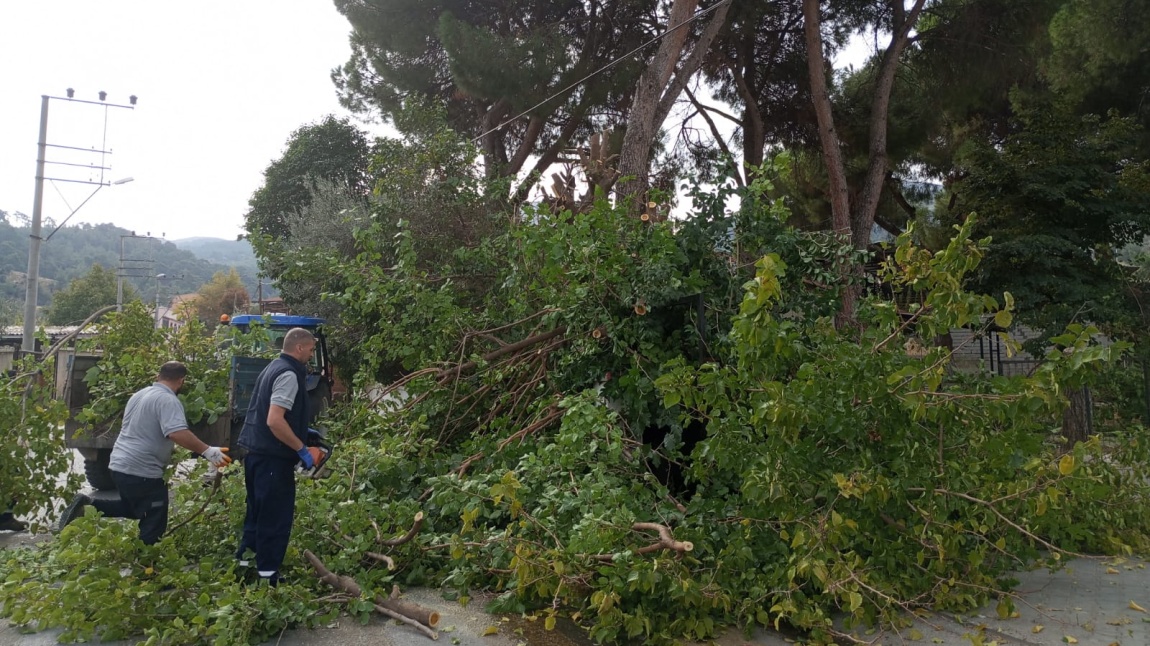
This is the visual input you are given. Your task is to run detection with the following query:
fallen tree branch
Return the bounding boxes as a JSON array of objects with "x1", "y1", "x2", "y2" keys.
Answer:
[
  {"x1": 369, "y1": 368, "x2": 439, "y2": 407},
  {"x1": 365, "y1": 551, "x2": 396, "y2": 570},
  {"x1": 381, "y1": 511, "x2": 425, "y2": 546},
  {"x1": 168, "y1": 469, "x2": 222, "y2": 534},
  {"x1": 589, "y1": 522, "x2": 694, "y2": 562},
  {"x1": 497, "y1": 405, "x2": 564, "y2": 451},
  {"x1": 906, "y1": 488, "x2": 1090, "y2": 558},
  {"x1": 456, "y1": 452, "x2": 484, "y2": 477},
  {"x1": 42, "y1": 305, "x2": 118, "y2": 362},
  {"x1": 386, "y1": 585, "x2": 441, "y2": 629},
  {"x1": 372, "y1": 603, "x2": 438, "y2": 640},
  {"x1": 436, "y1": 328, "x2": 566, "y2": 384},
  {"x1": 305, "y1": 550, "x2": 440, "y2": 640}
]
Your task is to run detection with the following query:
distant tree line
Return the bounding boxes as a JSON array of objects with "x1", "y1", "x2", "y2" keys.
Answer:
[{"x1": 0, "y1": 213, "x2": 261, "y2": 316}]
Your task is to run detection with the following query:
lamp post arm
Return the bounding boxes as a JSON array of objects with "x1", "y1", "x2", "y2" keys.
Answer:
[{"x1": 44, "y1": 184, "x2": 103, "y2": 242}]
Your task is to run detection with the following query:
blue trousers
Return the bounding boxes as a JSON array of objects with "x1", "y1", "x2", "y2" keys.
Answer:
[
  {"x1": 237, "y1": 453, "x2": 297, "y2": 579},
  {"x1": 93, "y1": 471, "x2": 169, "y2": 545}
]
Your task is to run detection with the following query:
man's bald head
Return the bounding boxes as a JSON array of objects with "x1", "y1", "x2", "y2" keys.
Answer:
[{"x1": 282, "y1": 328, "x2": 316, "y2": 363}]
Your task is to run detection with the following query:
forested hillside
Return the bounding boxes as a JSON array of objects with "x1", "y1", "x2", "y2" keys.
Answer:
[
  {"x1": 0, "y1": 210, "x2": 259, "y2": 308},
  {"x1": 169, "y1": 236, "x2": 258, "y2": 270}
]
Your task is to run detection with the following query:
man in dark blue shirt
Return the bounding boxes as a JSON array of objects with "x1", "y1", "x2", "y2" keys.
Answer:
[{"x1": 235, "y1": 328, "x2": 324, "y2": 585}]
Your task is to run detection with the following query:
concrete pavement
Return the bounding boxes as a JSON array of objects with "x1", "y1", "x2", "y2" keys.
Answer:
[{"x1": 2, "y1": 526, "x2": 1148, "y2": 645}]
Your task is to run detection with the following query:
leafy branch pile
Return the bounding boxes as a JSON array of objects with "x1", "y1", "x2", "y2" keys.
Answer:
[
  {"x1": 0, "y1": 350, "x2": 79, "y2": 532},
  {"x1": 306, "y1": 170, "x2": 1150, "y2": 642},
  {"x1": 2, "y1": 172, "x2": 1149, "y2": 644},
  {"x1": 76, "y1": 301, "x2": 276, "y2": 433}
]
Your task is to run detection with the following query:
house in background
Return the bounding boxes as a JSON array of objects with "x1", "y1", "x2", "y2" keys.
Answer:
[{"x1": 157, "y1": 293, "x2": 200, "y2": 330}]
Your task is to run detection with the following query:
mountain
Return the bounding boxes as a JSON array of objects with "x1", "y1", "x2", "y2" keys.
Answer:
[
  {"x1": 0, "y1": 211, "x2": 266, "y2": 309},
  {"x1": 170, "y1": 237, "x2": 258, "y2": 268}
]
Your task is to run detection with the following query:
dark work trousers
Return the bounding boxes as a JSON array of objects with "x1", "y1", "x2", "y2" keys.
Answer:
[
  {"x1": 237, "y1": 453, "x2": 297, "y2": 579},
  {"x1": 93, "y1": 471, "x2": 170, "y2": 545}
]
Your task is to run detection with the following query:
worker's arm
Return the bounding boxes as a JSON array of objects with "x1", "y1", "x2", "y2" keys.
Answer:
[
  {"x1": 266, "y1": 372, "x2": 323, "y2": 468},
  {"x1": 169, "y1": 430, "x2": 232, "y2": 467},
  {"x1": 168, "y1": 429, "x2": 210, "y2": 455},
  {"x1": 267, "y1": 404, "x2": 305, "y2": 452}
]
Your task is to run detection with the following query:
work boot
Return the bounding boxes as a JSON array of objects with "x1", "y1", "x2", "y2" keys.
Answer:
[
  {"x1": 0, "y1": 515, "x2": 26, "y2": 532},
  {"x1": 56, "y1": 493, "x2": 94, "y2": 532}
]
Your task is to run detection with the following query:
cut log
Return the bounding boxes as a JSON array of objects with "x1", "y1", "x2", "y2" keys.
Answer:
[
  {"x1": 385, "y1": 585, "x2": 441, "y2": 628},
  {"x1": 373, "y1": 604, "x2": 439, "y2": 641}
]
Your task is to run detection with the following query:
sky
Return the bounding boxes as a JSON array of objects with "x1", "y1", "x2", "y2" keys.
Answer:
[
  {"x1": 0, "y1": 0, "x2": 385, "y2": 242},
  {"x1": 0, "y1": 2, "x2": 880, "y2": 244}
]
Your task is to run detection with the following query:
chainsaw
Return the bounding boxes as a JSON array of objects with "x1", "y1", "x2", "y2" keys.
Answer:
[{"x1": 297, "y1": 427, "x2": 333, "y2": 479}]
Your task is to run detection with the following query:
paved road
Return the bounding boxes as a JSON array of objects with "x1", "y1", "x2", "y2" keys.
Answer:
[{"x1": 2, "y1": 527, "x2": 1148, "y2": 645}]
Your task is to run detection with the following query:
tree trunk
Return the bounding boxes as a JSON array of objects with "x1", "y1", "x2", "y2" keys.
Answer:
[
  {"x1": 802, "y1": 0, "x2": 851, "y2": 237},
  {"x1": 1062, "y1": 386, "x2": 1093, "y2": 446},
  {"x1": 852, "y1": 0, "x2": 928, "y2": 250},
  {"x1": 802, "y1": 0, "x2": 927, "y2": 321},
  {"x1": 1143, "y1": 358, "x2": 1150, "y2": 424},
  {"x1": 616, "y1": 0, "x2": 731, "y2": 210}
]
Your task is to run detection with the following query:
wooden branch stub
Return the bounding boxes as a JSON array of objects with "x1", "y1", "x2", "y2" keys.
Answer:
[
  {"x1": 381, "y1": 589, "x2": 441, "y2": 629},
  {"x1": 365, "y1": 551, "x2": 396, "y2": 570},
  {"x1": 381, "y1": 511, "x2": 425, "y2": 546},
  {"x1": 589, "y1": 522, "x2": 694, "y2": 562}
]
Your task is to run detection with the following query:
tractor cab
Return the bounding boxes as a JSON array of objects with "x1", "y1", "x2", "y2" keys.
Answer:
[{"x1": 225, "y1": 314, "x2": 334, "y2": 422}]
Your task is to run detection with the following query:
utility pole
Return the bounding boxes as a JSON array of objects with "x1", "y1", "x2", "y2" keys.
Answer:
[
  {"x1": 154, "y1": 273, "x2": 165, "y2": 328},
  {"x1": 118, "y1": 233, "x2": 158, "y2": 311},
  {"x1": 20, "y1": 96, "x2": 50, "y2": 353},
  {"x1": 20, "y1": 89, "x2": 136, "y2": 354}
]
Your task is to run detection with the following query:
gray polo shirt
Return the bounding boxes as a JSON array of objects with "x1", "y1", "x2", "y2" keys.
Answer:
[
  {"x1": 109, "y1": 382, "x2": 188, "y2": 479},
  {"x1": 271, "y1": 371, "x2": 299, "y2": 410}
]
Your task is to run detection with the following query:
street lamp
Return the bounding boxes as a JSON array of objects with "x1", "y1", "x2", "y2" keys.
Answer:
[
  {"x1": 21, "y1": 90, "x2": 136, "y2": 354},
  {"x1": 154, "y1": 273, "x2": 177, "y2": 328}
]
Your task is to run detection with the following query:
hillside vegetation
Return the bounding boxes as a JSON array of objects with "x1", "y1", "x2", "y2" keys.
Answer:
[{"x1": 0, "y1": 211, "x2": 260, "y2": 311}]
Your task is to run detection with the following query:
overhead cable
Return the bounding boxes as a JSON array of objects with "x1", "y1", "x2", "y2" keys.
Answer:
[{"x1": 472, "y1": 0, "x2": 733, "y2": 143}]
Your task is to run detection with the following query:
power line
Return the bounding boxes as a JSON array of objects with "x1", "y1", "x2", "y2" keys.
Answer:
[{"x1": 472, "y1": 0, "x2": 733, "y2": 143}]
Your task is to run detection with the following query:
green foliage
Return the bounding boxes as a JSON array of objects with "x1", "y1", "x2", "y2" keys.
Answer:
[
  {"x1": 1046, "y1": 0, "x2": 1150, "y2": 131},
  {"x1": 0, "y1": 472, "x2": 335, "y2": 645},
  {"x1": 0, "y1": 297, "x2": 19, "y2": 328},
  {"x1": 958, "y1": 98, "x2": 1150, "y2": 340},
  {"x1": 1091, "y1": 359, "x2": 1149, "y2": 427},
  {"x1": 244, "y1": 115, "x2": 373, "y2": 245},
  {"x1": 76, "y1": 303, "x2": 232, "y2": 431},
  {"x1": 263, "y1": 106, "x2": 507, "y2": 380},
  {"x1": 0, "y1": 352, "x2": 80, "y2": 532},
  {"x1": 300, "y1": 168, "x2": 1147, "y2": 643},
  {"x1": 46, "y1": 263, "x2": 136, "y2": 326},
  {"x1": 4, "y1": 177, "x2": 1149, "y2": 645},
  {"x1": 332, "y1": 0, "x2": 650, "y2": 182}
]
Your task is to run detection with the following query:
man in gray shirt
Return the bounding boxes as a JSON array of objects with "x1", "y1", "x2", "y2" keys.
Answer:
[{"x1": 58, "y1": 361, "x2": 232, "y2": 544}]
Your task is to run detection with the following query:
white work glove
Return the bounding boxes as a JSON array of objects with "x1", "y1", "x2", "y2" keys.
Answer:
[{"x1": 202, "y1": 446, "x2": 232, "y2": 468}]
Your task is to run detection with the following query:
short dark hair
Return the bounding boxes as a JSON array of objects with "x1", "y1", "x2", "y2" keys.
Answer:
[{"x1": 158, "y1": 361, "x2": 188, "y2": 381}]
